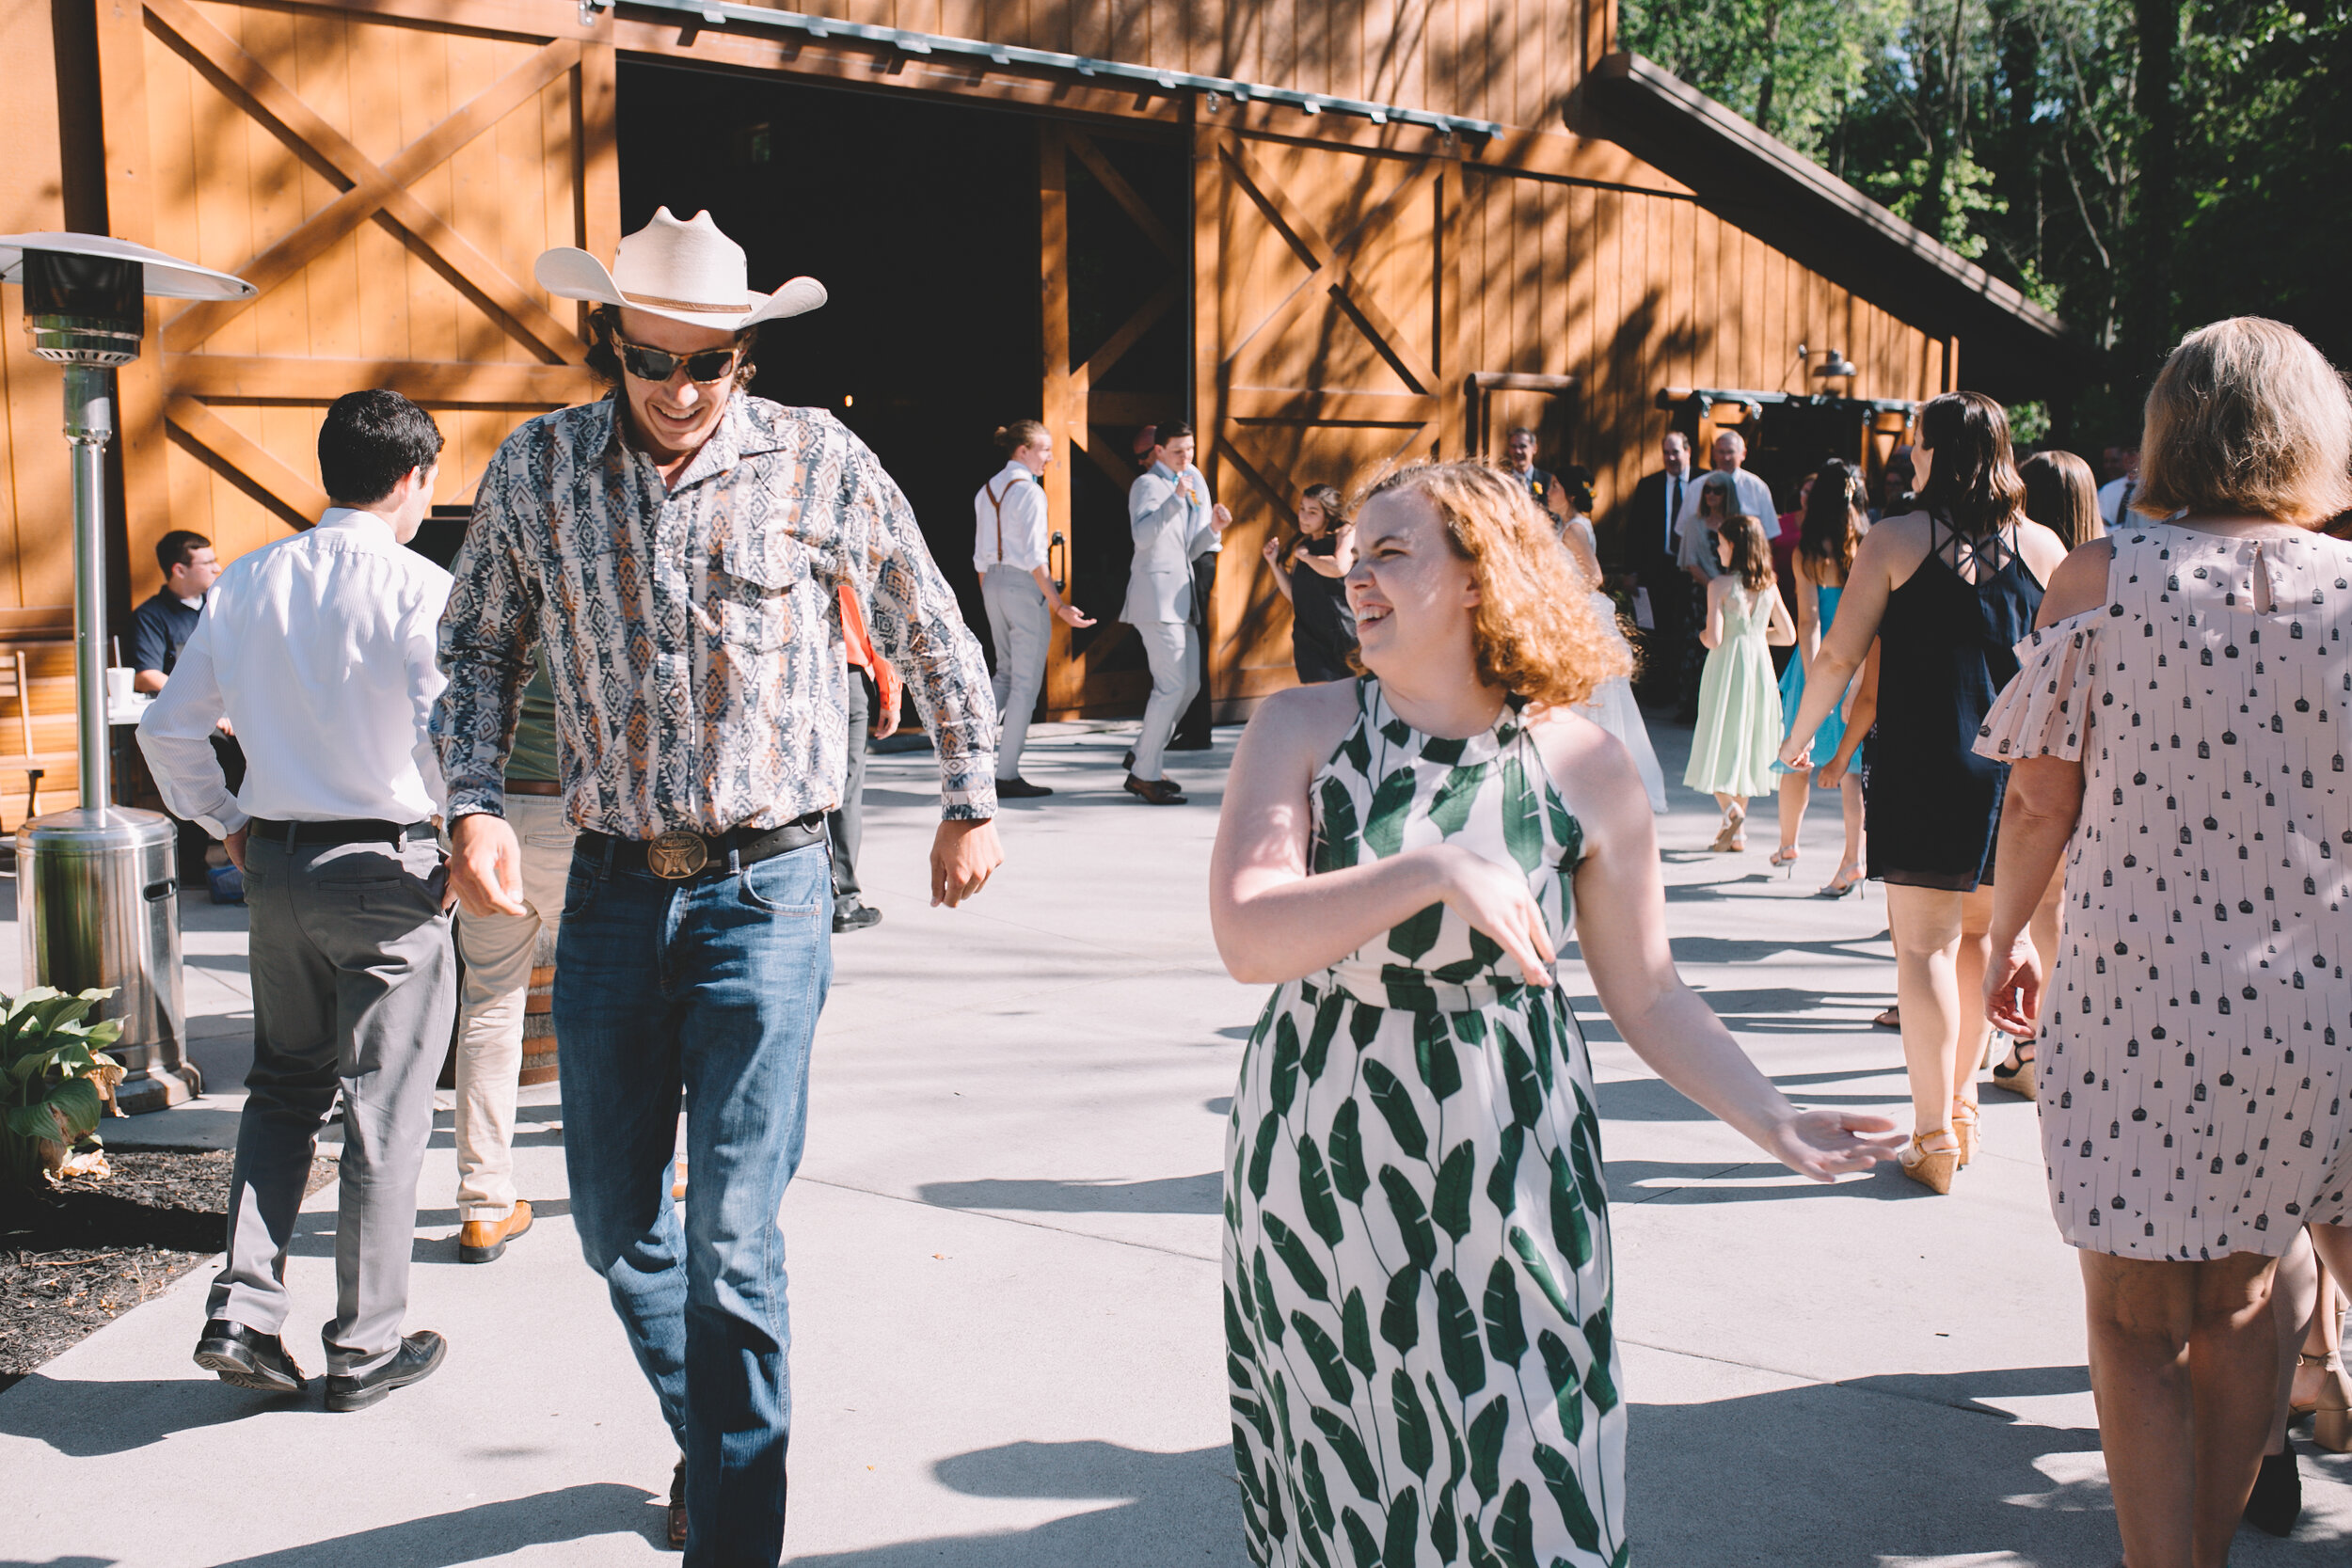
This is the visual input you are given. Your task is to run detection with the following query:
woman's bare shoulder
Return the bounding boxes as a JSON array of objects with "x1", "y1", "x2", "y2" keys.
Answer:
[
  {"x1": 1241, "y1": 679, "x2": 1362, "y2": 757},
  {"x1": 2038, "y1": 535, "x2": 2117, "y2": 624}
]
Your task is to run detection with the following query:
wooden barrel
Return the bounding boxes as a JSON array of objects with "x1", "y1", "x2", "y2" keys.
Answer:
[{"x1": 519, "y1": 923, "x2": 561, "y2": 1085}]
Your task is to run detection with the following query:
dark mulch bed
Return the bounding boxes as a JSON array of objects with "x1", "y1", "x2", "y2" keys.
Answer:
[{"x1": 0, "y1": 1148, "x2": 337, "y2": 1393}]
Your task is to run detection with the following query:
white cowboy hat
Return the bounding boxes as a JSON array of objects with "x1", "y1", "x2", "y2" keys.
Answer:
[{"x1": 534, "y1": 207, "x2": 825, "y2": 330}]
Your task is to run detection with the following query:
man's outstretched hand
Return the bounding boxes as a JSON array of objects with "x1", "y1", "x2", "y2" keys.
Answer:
[{"x1": 931, "y1": 818, "x2": 1003, "y2": 908}]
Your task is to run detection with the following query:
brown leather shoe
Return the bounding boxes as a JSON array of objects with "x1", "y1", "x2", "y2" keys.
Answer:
[
  {"x1": 667, "y1": 1458, "x2": 687, "y2": 1550},
  {"x1": 1124, "y1": 774, "x2": 1186, "y2": 805},
  {"x1": 458, "y1": 1199, "x2": 534, "y2": 1263}
]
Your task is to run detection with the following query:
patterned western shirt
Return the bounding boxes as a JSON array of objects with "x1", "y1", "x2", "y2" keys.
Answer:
[{"x1": 432, "y1": 392, "x2": 998, "y2": 836}]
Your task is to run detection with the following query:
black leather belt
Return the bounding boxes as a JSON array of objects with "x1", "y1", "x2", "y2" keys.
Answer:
[
  {"x1": 247, "y1": 816, "x2": 433, "y2": 847},
  {"x1": 579, "y1": 816, "x2": 826, "y2": 881}
]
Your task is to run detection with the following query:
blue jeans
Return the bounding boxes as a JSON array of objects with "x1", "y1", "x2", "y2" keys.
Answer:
[{"x1": 554, "y1": 839, "x2": 833, "y2": 1567}]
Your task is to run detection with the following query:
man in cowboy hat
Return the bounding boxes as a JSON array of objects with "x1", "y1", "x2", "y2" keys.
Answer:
[{"x1": 432, "y1": 208, "x2": 1001, "y2": 1564}]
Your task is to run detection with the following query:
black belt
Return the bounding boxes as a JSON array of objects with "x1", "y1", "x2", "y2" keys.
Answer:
[
  {"x1": 247, "y1": 816, "x2": 433, "y2": 847},
  {"x1": 579, "y1": 816, "x2": 826, "y2": 881}
]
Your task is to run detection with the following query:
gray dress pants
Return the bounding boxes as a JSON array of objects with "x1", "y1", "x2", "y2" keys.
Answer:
[
  {"x1": 209, "y1": 831, "x2": 455, "y2": 1375},
  {"x1": 981, "y1": 564, "x2": 1051, "y2": 778}
]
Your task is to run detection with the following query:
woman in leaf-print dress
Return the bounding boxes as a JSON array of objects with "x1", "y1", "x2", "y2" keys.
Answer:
[{"x1": 1210, "y1": 462, "x2": 1902, "y2": 1568}]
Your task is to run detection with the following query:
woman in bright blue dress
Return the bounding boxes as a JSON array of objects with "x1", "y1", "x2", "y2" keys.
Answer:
[{"x1": 1770, "y1": 462, "x2": 1869, "y2": 895}]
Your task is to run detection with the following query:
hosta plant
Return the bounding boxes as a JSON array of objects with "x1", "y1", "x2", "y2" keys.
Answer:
[{"x1": 3, "y1": 987, "x2": 125, "y2": 1189}]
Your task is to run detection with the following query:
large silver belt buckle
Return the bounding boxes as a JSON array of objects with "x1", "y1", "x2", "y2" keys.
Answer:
[{"x1": 646, "y1": 830, "x2": 709, "y2": 879}]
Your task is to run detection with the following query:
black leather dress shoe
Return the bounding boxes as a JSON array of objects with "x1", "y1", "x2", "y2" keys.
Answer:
[
  {"x1": 325, "y1": 1329, "x2": 447, "y2": 1412},
  {"x1": 1124, "y1": 774, "x2": 1187, "y2": 805},
  {"x1": 832, "y1": 900, "x2": 882, "y2": 933},
  {"x1": 994, "y1": 776, "x2": 1053, "y2": 799},
  {"x1": 193, "y1": 1319, "x2": 308, "y2": 1394},
  {"x1": 1122, "y1": 748, "x2": 1136, "y2": 771}
]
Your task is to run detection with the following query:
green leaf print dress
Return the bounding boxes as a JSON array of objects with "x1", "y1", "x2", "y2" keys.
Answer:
[{"x1": 1225, "y1": 678, "x2": 1626, "y2": 1568}]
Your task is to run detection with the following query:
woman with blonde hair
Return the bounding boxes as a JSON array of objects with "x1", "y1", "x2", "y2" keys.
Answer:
[
  {"x1": 1685, "y1": 513, "x2": 1797, "y2": 851},
  {"x1": 1211, "y1": 461, "x2": 1898, "y2": 1567},
  {"x1": 1978, "y1": 317, "x2": 2352, "y2": 1566},
  {"x1": 1778, "y1": 392, "x2": 2069, "y2": 1192}
]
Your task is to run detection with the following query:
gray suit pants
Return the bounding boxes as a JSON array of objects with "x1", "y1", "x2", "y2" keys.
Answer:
[
  {"x1": 981, "y1": 564, "x2": 1051, "y2": 778},
  {"x1": 209, "y1": 832, "x2": 455, "y2": 1375}
]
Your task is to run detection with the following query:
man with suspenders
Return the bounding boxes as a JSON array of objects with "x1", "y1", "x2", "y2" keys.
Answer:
[{"x1": 974, "y1": 420, "x2": 1093, "y2": 798}]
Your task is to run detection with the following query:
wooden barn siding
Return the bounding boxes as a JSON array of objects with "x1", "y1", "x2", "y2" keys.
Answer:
[
  {"x1": 1206, "y1": 147, "x2": 1942, "y2": 699},
  {"x1": 1456, "y1": 166, "x2": 1939, "y2": 565},
  {"x1": 803, "y1": 0, "x2": 1600, "y2": 129},
  {"x1": 138, "y1": 0, "x2": 599, "y2": 568},
  {"x1": 0, "y1": 0, "x2": 80, "y2": 632},
  {"x1": 0, "y1": 0, "x2": 95, "y2": 818}
]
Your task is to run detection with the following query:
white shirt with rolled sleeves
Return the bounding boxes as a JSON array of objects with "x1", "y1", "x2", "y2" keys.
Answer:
[
  {"x1": 1123, "y1": 461, "x2": 1219, "y2": 625},
  {"x1": 136, "y1": 506, "x2": 452, "y2": 839},
  {"x1": 974, "y1": 461, "x2": 1048, "y2": 575}
]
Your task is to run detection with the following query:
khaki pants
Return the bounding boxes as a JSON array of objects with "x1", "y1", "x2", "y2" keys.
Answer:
[{"x1": 452, "y1": 793, "x2": 577, "y2": 1221}]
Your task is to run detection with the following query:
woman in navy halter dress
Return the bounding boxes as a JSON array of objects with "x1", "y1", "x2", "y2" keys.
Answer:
[{"x1": 1777, "y1": 394, "x2": 2070, "y2": 1194}]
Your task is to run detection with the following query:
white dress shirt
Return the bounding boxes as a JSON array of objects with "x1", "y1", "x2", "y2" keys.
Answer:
[
  {"x1": 974, "y1": 461, "x2": 1049, "y2": 573},
  {"x1": 2098, "y1": 474, "x2": 2138, "y2": 529},
  {"x1": 1675, "y1": 467, "x2": 1777, "y2": 576},
  {"x1": 138, "y1": 506, "x2": 453, "y2": 838}
]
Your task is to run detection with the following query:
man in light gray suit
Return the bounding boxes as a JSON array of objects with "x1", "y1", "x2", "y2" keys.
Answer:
[{"x1": 1121, "y1": 420, "x2": 1229, "y2": 804}]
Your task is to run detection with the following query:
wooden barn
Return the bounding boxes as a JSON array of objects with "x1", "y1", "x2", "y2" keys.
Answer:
[{"x1": 0, "y1": 0, "x2": 2075, "y2": 808}]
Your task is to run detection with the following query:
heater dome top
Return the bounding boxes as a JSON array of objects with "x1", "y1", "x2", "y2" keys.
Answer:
[{"x1": 0, "y1": 231, "x2": 254, "y2": 301}]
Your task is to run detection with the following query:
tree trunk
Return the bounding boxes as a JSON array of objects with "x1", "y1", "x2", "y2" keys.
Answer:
[{"x1": 1756, "y1": 0, "x2": 1786, "y2": 137}]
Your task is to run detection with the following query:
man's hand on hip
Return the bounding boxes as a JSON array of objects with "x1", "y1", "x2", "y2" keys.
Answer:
[
  {"x1": 930, "y1": 818, "x2": 1002, "y2": 909},
  {"x1": 449, "y1": 813, "x2": 531, "y2": 918},
  {"x1": 223, "y1": 826, "x2": 248, "y2": 873}
]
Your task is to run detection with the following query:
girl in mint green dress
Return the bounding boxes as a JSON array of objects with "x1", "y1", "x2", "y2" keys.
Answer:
[
  {"x1": 1210, "y1": 461, "x2": 1899, "y2": 1568},
  {"x1": 1682, "y1": 515, "x2": 1795, "y2": 850}
]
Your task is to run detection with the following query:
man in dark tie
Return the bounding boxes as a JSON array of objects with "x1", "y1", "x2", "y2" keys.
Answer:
[{"x1": 1624, "y1": 430, "x2": 1694, "y2": 713}]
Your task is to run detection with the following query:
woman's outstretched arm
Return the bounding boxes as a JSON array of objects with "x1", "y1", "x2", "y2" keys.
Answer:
[
  {"x1": 1540, "y1": 718, "x2": 1901, "y2": 1180},
  {"x1": 1209, "y1": 684, "x2": 1560, "y2": 987}
]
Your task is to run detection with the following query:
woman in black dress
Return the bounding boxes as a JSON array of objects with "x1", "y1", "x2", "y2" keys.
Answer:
[
  {"x1": 1259, "y1": 483, "x2": 1358, "y2": 683},
  {"x1": 1776, "y1": 393, "x2": 2069, "y2": 1192}
]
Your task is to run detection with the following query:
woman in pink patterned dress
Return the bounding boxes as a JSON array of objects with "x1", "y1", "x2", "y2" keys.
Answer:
[{"x1": 1977, "y1": 317, "x2": 2352, "y2": 1568}]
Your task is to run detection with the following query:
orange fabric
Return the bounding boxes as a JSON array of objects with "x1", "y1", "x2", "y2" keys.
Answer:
[{"x1": 837, "y1": 584, "x2": 901, "y2": 721}]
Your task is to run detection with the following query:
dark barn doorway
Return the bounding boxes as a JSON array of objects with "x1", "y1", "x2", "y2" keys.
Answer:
[{"x1": 617, "y1": 65, "x2": 1043, "y2": 641}]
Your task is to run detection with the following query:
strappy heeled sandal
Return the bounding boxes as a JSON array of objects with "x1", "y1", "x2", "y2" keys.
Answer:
[
  {"x1": 1991, "y1": 1041, "x2": 2037, "y2": 1101},
  {"x1": 1950, "y1": 1098, "x2": 1980, "y2": 1168},
  {"x1": 1817, "y1": 865, "x2": 1864, "y2": 898},
  {"x1": 1898, "y1": 1130, "x2": 1961, "y2": 1195},
  {"x1": 1769, "y1": 846, "x2": 1800, "y2": 874},
  {"x1": 2296, "y1": 1351, "x2": 2352, "y2": 1452},
  {"x1": 1708, "y1": 806, "x2": 1747, "y2": 853}
]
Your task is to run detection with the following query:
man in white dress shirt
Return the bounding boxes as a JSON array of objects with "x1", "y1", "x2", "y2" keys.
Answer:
[
  {"x1": 1675, "y1": 429, "x2": 1777, "y2": 579},
  {"x1": 2097, "y1": 439, "x2": 2141, "y2": 530},
  {"x1": 1121, "y1": 421, "x2": 1229, "y2": 804},
  {"x1": 974, "y1": 420, "x2": 1092, "y2": 799},
  {"x1": 139, "y1": 389, "x2": 457, "y2": 1413}
]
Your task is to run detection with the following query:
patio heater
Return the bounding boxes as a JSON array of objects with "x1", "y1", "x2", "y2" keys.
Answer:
[{"x1": 0, "y1": 233, "x2": 254, "y2": 1114}]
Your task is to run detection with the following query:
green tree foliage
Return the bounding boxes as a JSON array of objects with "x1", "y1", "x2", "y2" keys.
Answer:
[{"x1": 1621, "y1": 0, "x2": 2352, "y2": 419}]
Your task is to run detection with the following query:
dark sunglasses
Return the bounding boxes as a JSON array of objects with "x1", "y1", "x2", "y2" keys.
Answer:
[{"x1": 612, "y1": 335, "x2": 741, "y2": 384}]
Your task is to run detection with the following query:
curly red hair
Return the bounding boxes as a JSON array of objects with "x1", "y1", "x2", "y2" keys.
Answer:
[{"x1": 1357, "y1": 460, "x2": 1632, "y2": 709}]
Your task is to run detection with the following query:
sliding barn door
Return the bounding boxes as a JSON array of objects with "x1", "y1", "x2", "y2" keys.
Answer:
[
  {"x1": 1194, "y1": 126, "x2": 1461, "y2": 705},
  {"x1": 92, "y1": 0, "x2": 614, "y2": 581}
]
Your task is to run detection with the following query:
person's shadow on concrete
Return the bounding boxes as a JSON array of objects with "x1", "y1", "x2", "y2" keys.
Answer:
[
  {"x1": 787, "y1": 1439, "x2": 1251, "y2": 1567},
  {"x1": 0, "y1": 1371, "x2": 279, "y2": 1458},
  {"x1": 182, "y1": 1483, "x2": 660, "y2": 1566},
  {"x1": 1628, "y1": 1368, "x2": 2352, "y2": 1564}
]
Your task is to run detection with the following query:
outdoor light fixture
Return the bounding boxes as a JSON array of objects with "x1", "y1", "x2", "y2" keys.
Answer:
[
  {"x1": 1813, "y1": 348, "x2": 1859, "y2": 380},
  {"x1": 0, "y1": 231, "x2": 253, "y2": 1112}
]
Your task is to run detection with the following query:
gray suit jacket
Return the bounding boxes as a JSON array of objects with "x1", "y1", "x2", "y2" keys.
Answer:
[{"x1": 1123, "y1": 463, "x2": 1217, "y2": 624}]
